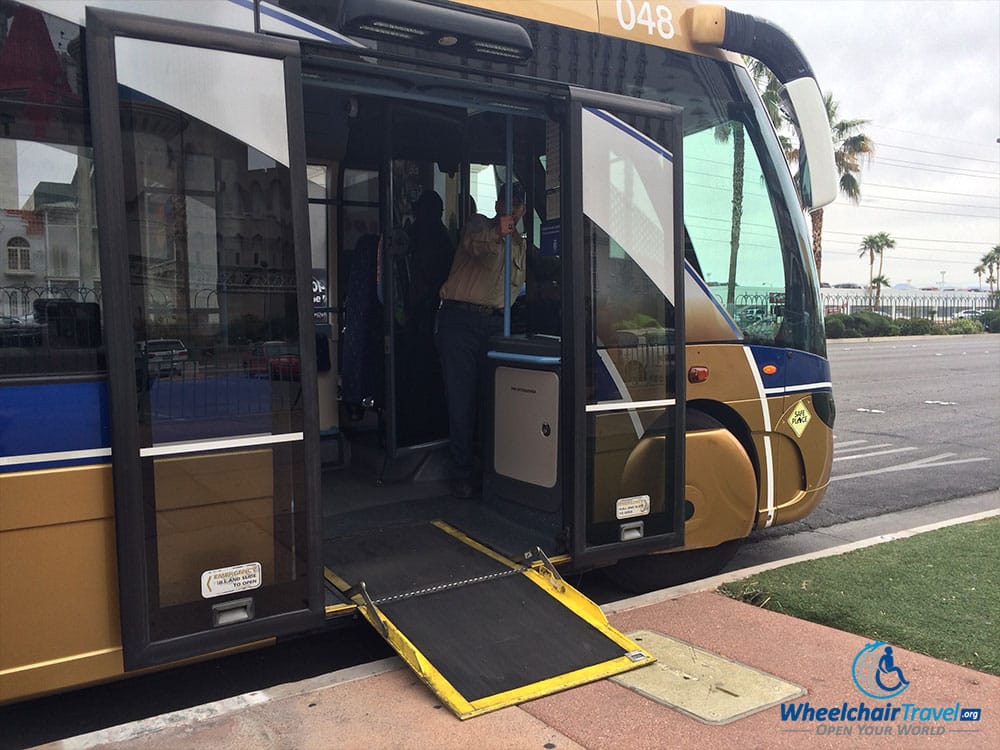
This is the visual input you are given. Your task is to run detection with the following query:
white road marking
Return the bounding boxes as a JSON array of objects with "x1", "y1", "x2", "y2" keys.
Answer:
[
  {"x1": 834, "y1": 442, "x2": 892, "y2": 454},
  {"x1": 831, "y1": 453, "x2": 990, "y2": 482},
  {"x1": 832, "y1": 439, "x2": 868, "y2": 448},
  {"x1": 833, "y1": 447, "x2": 918, "y2": 462}
]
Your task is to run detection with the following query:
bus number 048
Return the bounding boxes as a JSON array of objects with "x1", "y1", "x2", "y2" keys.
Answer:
[{"x1": 615, "y1": 0, "x2": 676, "y2": 40}]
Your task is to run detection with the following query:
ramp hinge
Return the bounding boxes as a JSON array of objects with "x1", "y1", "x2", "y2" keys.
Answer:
[
  {"x1": 358, "y1": 580, "x2": 388, "y2": 637},
  {"x1": 527, "y1": 546, "x2": 566, "y2": 593}
]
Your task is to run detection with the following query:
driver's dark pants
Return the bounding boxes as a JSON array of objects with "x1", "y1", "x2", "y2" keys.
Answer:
[{"x1": 434, "y1": 303, "x2": 503, "y2": 480}]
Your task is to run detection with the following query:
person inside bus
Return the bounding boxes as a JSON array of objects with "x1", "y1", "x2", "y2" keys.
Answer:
[
  {"x1": 435, "y1": 183, "x2": 526, "y2": 499},
  {"x1": 407, "y1": 190, "x2": 455, "y2": 335},
  {"x1": 400, "y1": 190, "x2": 455, "y2": 443}
]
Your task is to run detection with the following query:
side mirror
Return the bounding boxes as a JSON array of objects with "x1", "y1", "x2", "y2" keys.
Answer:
[
  {"x1": 691, "y1": 5, "x2": 838, "y2": 212},
  {"x1": 782, "y1": 78, "x2": 837, "y2": 211}
]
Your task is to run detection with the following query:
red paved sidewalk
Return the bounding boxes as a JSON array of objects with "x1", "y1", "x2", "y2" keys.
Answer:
[{"x1": 65, "y1": 591, "x2": 999, "y2": 750}]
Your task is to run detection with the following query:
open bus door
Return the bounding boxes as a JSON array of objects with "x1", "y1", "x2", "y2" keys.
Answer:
[
  {"x1": 564, "y1": 88, "x2": 687, "y2": 568},
  {"x1": 87, "y1": 9, "x2": 323, "y2": 669},
  {"x1": 301, "y1": 65, "x2": 658, "y2": 717}
]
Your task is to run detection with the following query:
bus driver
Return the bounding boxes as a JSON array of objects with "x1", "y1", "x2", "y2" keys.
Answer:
[{"x1": 435, "y1": 183, "x2": 526, "y2": 499}]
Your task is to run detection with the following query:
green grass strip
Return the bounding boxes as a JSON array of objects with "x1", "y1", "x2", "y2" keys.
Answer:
[{"x1": 719, "y1": 517, "x2": 1000, "y2": 675}]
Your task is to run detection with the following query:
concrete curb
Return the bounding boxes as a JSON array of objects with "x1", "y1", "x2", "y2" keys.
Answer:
[
  {"x1": 53, "y1": 658, "x2": 407, "y2": 750},
  {"x1": 826, "y1": 333, "x2": 992, "y2": 344},
  {"x1": 603, "y1": 504, "x2": 1000, "y2": 615}
]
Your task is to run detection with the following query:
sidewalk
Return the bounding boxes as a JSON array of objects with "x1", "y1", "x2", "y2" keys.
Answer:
[{"x1": 50, "y1": 492, "x2": 1000, "y2": 750}]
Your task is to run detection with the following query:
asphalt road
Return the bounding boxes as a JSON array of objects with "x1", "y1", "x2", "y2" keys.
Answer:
[
  {"x1": 4, "y1": 335, "x2": 996, "y2": 749},
  {"x1": 751, "y1": 334, "x2": 999, "y2": 540}
]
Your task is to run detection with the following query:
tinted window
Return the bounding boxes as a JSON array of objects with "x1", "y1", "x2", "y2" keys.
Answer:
[{"x1": 0, "y1": 2, "x2": 103, "y2": 376}]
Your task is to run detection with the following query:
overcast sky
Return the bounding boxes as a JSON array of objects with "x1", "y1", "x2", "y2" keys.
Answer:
[{"x1": 727, "y1": 0, "x2": 1000, "y2": 288}]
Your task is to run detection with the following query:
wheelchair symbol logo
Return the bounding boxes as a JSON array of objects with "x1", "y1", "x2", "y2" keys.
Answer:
[{"x1": 852, "y1": 641, "x2": 911, "y2": 699}]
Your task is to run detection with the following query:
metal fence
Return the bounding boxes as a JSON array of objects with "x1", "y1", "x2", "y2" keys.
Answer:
[{"x1": 817, "y1": 292, "x2": 995, "y2": 320}]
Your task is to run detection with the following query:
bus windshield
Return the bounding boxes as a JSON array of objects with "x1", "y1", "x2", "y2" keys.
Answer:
[{"x1": 675, "y1": 61, "x2": 823, "y2": 356}]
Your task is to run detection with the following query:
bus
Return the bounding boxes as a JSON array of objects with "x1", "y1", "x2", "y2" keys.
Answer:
[{"x1": 0, "y1": 0, "x2": 837, "y2": 716}]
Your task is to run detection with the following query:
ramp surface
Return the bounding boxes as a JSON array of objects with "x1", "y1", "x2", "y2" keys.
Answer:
[{"x1": 325, "y1": 521, "x2": 653, "y2": 717}]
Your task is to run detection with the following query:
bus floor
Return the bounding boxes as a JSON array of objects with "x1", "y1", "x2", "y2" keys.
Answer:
[{"x1": 319, "y1": 459, "x2": 565, "y2": 585}]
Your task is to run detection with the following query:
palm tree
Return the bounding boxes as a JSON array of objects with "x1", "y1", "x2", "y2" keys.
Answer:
[
  {"x1": 714, "y1": 121, "x2": 745, "y2": 308},
  {"x1": 874, "y1": 231, "x2": 894, "y2": 291},
  {"x1": 745, "y1": 59, "x2": 787, "y2": 138},
  {"x1": 858, "y1": 232, "x2": 895, "y2": 306},
  {"x1": 744, "y1": 66, "x2": 874, "y2": 282},
  {"x1": 974, "y1": 262, "x2": 986, "y2": 291},
  {"x1": 814, "y1": 96, "x2": 875, "y2": 279},
  {"x1": 983, "y1": 245, "x2": 1000, "y2": 294},
  {"x1": 870, "y1": 274, "x2": 891, "y2": 309},
  {"x1": 858, "y1": 237, "x2": 876, "y2": 291}
]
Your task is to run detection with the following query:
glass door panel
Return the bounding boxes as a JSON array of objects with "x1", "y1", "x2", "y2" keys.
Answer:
[
  {"x1": 88, "y1": 9, "x2": 320, "y2": 667},
  {"x1": 567, "y1": 89, "x2": 686, "y2": 563}
]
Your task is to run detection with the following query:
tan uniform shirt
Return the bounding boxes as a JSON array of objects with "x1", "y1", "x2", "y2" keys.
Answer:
[{"x1": 439, "y1": 214, "x2": 525, "y2": 309}]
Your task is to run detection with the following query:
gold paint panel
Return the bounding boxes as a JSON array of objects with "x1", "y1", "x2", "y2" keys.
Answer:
[
  {"x1": 769, "y1": 433, "x2": 806, "y2": 508},
  {"x1": 447, "y1": 0, "x2": 732, "y2": 60},
  {"x1": 684, "y1": 345, "x2": 764, "y2": 409},
  {"x1": 778, "y1": 394, "x2": 834, "y2": 492},
  {"x1": 153, "y1": 452, "x2": 275, "y2": 607},
  {"x1": 153, "y1": 449, "x2": 274, "y2": 511},
  {"x1": 0, "y1": 464, "x2": 114, "y2": 531},
  {"x1": 1, "y1": 516, "x2": 120, "y2": 670},
  {"x1": 1, "y1": 648, "x2": 123, "y2": 705},
  {"x1": 591, "y1": 411, "x2": 643, "y2": 523},
  {"x1": 682, "y1": 427, "x2": 756, "y2": 548},
  {"x1": 0, "y1": 465, "x2": 122, "y2": 703}
]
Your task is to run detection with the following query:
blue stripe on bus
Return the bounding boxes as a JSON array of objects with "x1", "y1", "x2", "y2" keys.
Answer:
[
  {"x1": 747, "y1": 345, "x2": 833, "y2": 393},
  {"x1": 0, "y1": 382, "x2": 110, "y2": 472},
  {"x1": 584, "y1": 107, "x2": 674, "y2": 162},
  {"x1": 226, "y1": 0, "x2": 361, "y2": 46},
  {"x1": 487, "y1": 351, "x2": 562, "y2": 365}
]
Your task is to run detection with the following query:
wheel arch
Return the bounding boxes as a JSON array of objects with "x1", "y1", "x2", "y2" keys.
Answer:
[{"x1": 686, "y1": 398, "x2": 760, "y2": 491}]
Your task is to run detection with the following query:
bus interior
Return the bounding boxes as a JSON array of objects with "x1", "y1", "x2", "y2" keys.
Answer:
[{"x1": 308, "y1": 84, "x2": 570, "y2": 575}]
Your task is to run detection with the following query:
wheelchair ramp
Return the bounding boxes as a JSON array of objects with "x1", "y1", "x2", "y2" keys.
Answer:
[{"x1": 324, "y1": 521, "x2": 654, "y2": 719}]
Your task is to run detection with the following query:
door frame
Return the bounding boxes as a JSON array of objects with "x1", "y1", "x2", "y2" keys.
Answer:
[
  {"x1": 87, "y1": 7, "x2": 323, "y2": 669},
  {"x1": 562, "y1": 86, "x2": 687, "y2": 567}
]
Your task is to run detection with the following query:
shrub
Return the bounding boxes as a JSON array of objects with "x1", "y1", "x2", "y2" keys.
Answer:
[
  {"x1": 824, "y1": 313, "x2": 860, "y2": 337},
  {"x1": 945, "y1": 318, "x2": 985, "y2": 335},
  {"x1": 980, "y1": 310, "x2": 1000, "y2": 333},
  {"x1": 851, "y1": 311, "x2": 899, "y2": 337},
  {"x1": 899, "y1": 317, "x2": 937, "y2": 336},
  {"x1": 824, "y1": 316, "x2": 846, "y2": 338}
]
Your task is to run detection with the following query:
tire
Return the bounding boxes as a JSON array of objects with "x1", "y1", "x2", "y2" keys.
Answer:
[{"x1": 603, "y1": 538, "x2": 744, "y2": 594}]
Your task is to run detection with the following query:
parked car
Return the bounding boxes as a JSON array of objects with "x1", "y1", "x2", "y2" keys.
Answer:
[
  {"x1": 956, "y1": 309, "x2": 981, "y2": 320},
  {"x1": 833, "y1": 282, "x2": 863, "y2": 289},
  {"x1": 137, "y1": 338, "x2": 189, "y2": 375},
  {"x1": 0, "y1": 315, "x2": 44, "y2": 347},
  {"x1": 244, "y1": 340, "x2": 301, "y2": 380},
  {"x1": 736, "y1": 307, "x2": 768, "y2": 325}
]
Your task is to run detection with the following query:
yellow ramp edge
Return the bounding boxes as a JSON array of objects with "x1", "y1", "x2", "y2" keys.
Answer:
[
  {"x1": 352, "y1": 571, "x2": 654, "y2": 719},
  {"x1": 334, "y1": 523, "x2": 655, "y2": 719}
]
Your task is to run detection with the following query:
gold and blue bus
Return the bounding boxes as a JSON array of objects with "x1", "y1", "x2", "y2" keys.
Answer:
[{"x1": 0, "y1": 0, "x2": 837, "y2": 716}]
